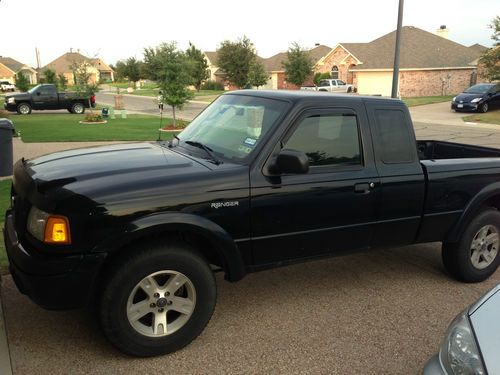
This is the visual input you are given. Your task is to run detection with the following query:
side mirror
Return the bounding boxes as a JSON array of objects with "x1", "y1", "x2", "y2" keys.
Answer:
[{"x1": 276, "y1": 149, "x2": 309, "y2": 174}]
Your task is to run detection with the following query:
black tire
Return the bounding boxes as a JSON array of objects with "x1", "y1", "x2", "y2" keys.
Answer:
[
  {"x1": 16, "y1": 103, "x2": 31, "y2": 115},
  {"x1": 442, "y1": 208, "x2": 500, "y2": 282},
  {"x1": 99, "y1": 241, "x2": 216, "y2": 357},
  {"x1": 347, "y1": 87, "x2": 352, "y2": 93},
  {"x1": 479, "y1": 102, "x2": 489, "y2": 113},
  {"x1": 71, "y1": 103, "x2": 85, "y2": 114}
]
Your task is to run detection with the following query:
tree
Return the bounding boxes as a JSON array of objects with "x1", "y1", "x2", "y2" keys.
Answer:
[
  {"x1": 114, "y1": 60, "x2": 128, "y2": 82},
  {"x1": 217, "y1": 36, "x2": 256, "y2": 88},
  {"x1": 143, "y1": 42, "x2": 194, "y2": 127},
  {"x1": 480, "y1": 16, "x2": 500, "y2": 82},
  {"x1": 124, "y1": 57, "x2": 142, "y2": 85},
  {"x1": 313, "y1": 72, "x2": 331, "y2": 85},
  {"x1": 70, "y1": 61, "x2": 99, "y2": 113},
  {"x1": 43, "y1": 68, "x2": 58, "y2": 85},
  {"x1": 186, "y1": 42, "x2": 210, "y2": 91},
  {"x1": 248, "y1": 60, "x2": 268, "y2": 88},
  {"x1": 15, "y1": 73, "x2": 30, "y2": 92},
  {"x1": 282, "y1": 42, "x2": 314, "y2": 87},
  {"x1": 58, "y1": 73, "x2": 68, "y2": 90}
]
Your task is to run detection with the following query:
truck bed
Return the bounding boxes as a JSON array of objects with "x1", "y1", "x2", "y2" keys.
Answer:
[{"x1": 417, "y1": 140, "x2": 500, "y2": 160}]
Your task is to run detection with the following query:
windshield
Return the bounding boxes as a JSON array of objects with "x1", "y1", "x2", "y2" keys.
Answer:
[
  {"x1": 464, "y1": 84, "x2": 493, "y2": 94},
  {"x1": 177, "y1": 94, "x2": 289, "y2": 163}
]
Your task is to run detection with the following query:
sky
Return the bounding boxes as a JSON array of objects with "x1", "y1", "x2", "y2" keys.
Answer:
[{"x1": 0, "y1": 0, "x2": 497, "y2": 68}]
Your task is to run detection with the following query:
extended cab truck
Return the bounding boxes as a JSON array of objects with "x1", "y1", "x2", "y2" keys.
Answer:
[
  {"x1": 317, "y1": 79, "x2": 356, "y2": 93},
  {"x1": 4, "y1": 91, "x2": 500, "y2": 357},
  {"x1": 3, "y1": 83, "x2": 95, "y2": 115}
]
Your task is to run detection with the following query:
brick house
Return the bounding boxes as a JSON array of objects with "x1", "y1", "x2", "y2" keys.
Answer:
[
  {"x1": 0, "y1": 56, "x2": 38, "y2": 84},
  {"x1": 315, "y1": 26, "x2": 487, "y2": 97},
  {"x1": 261, "y1": 45, "x2": 332, "y2": 90},
  {"x1": 42, "y1": 50, "x2": 114, "y2": 85}
]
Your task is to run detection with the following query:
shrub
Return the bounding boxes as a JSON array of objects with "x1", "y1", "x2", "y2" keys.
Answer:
[
  {"x1": 201, "y1": 80, "x2": 224, "y2": 91},
  {"x1": 313, "y1": 72, "x2": 331, "y2": 85},
  {"x1": 84, "y1": 113, "x2": 103, "y2": 122}
]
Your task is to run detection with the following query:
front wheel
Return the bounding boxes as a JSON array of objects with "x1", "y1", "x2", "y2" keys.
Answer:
[
  {"x1": 16, "y1": 103, "x2": 31, "y2": 115},
  {"x1": 71, "y1": 103, "x2": 85, "y2": 114},
  {"x1": 479, "y1": 103, "x2": 489, "y2": 113},
  {"x1": 99, "y1": 242, "x2": 216, "y2": 357},
  {"x1": 442, "y1": 208, "x2": 500, "y2": 282}
]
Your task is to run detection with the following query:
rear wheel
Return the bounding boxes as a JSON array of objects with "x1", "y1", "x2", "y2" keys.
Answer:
[
  {"x1": 442, "y1": 208, "x2": 500, "y2": 282},
  {"x1": 99, "y1": 241, "x2": 216, "y2": 357},
  {"x1": 16, "y1": 103, "x2": 31, "y2": 115},
  {"x1": 71, "y1": 103, "x2": 85, "y2": 114}
]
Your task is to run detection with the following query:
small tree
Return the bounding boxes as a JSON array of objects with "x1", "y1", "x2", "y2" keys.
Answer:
[
  {"x1": 313, "y1": 72, "x2": 331, "y2": 85},
  {"x1": 58, "y1": 73, "x2": 68, "y2": 90},
  {"x1": 186, "y1": 42, "x2": 210, "y2": 91},
  {"x1": 15, "y1": 73, "x2": 30, "y2": 92},
  {"x1": 480, "y1": 16, "x2": 500, "y2": 82},
  {"x1": 114, "y1": 60, "x2": 128, "y2": 82},
  {"x1": 71, "y1": 61, "x2": 99, "y2": 113},
  {"x1": 217, "y1": 36, "x2": 256, "y2": 88},
  {"x1": 248, "y1": 60, "x2": 268, "y2": 88},
  {"x1": 282, "y1": 42, "x2": 314, "y2": 87},
  {"x1": 143, "y1": 42, "x2": 194, "y2": 127},
  {"x1": 43, "y1": 68, "x2": 58, "y2": 86}
]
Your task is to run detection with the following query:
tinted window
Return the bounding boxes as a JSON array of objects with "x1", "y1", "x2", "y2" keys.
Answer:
[
  {"x1": 318, "y1": 80, "x2": 330, "y2": 87},
  {"x1": 285, "y1": 113, "x2": 361, "y2": 167},
  {"x1": 374, "y1": 109, "x2": 413, "y2": 163},
  {"x1": 337, "y1": 80, "x2": 346, "y2": 85}
]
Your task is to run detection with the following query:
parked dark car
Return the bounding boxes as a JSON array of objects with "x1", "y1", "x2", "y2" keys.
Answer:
[
  {"x1": 451, "y1": 83, "x2": 500, "y2": 113},
  {"x1": 424, "y1": 284, "x2": 500, "y2": 375},
  {"x1": 4, "y1": 91, "x2": 500, "y2": 357},
  {"x1": 3, "y1": 83, "x2": 96, "y2": 115}
]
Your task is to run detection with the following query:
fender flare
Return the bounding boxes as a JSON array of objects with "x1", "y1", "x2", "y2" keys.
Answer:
[
  {"x1": 97, "y1": 212, "x2": 246, "y2": 282},
  {"x1": 445, "y1": 182, "x2": 500, "y2": 243}
]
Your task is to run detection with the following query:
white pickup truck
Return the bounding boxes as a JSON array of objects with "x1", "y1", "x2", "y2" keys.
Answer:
[
  {"x1": 0, "y1": 81, "x2": 16, "y2": 92},
  {"x1": 301, "y1": 79, "x2": 356, "y2": 93}
]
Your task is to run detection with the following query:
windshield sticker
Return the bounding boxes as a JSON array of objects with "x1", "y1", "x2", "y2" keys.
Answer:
[
  {"x1": 238, "y1": 145, "x2": 252, "y2": 154},
  {"x1": 244, "y1": 137, "x2": 257, "y2": 146}
]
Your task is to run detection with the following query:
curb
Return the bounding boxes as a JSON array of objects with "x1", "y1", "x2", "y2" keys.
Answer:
[{"x1": 0, "y1": 279, "x2": 13, "y2": 375}]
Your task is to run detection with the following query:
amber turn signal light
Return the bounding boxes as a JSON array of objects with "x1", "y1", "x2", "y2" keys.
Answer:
[{"x1": 44, "y1": 216, "x2": 71, "y2": 244}]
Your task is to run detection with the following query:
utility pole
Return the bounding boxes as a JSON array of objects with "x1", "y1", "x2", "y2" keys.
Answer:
[{"x1": 391, "y1": 0, "x2": 404, "y2": 98}]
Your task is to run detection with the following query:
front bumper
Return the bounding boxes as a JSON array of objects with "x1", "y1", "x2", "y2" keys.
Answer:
[
  {"x1": 3, "y1": 102, "x2": 17, "y2": 112},
  {"x1": 3, "y1": 211, "x2": 106, "y2": 310},
  {"x1": 451, "y1": 102, "x2": 480, "y2": 112}
]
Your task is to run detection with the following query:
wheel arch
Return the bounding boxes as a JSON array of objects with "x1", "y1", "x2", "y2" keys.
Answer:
[
  {"x1": 445, "y1": 183, "x2": 500, "y2": 243},
  {"x1": 95, "y1": 212, "x2": 247, "y2": 283}
]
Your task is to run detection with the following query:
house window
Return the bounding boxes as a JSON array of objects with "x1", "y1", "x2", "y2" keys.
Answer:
[{"x1": 331, "y1": 66, "x2": 339, "y2": 79}]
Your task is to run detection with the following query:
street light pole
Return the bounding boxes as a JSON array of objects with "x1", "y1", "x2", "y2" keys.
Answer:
[{"x1": 391, "y1": 0, "x2": 404, "y2": 98}]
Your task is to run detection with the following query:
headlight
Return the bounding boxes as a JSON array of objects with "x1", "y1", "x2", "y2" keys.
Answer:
[
  {"x1": 471, "y1": 98, "x2": 482, "y2": 103},
  {"x1": 439, "y1": 312, "x2": 485, "y2": 375},
  {"x1": 7, "y1": 97, "x2": 15, "y2": 104},
  {"x1": 27, "y1": 206, "x2": 71, "y2": 244},
  {"x1": 452, "y1": 97, "x2": 457, "y2": 102}
]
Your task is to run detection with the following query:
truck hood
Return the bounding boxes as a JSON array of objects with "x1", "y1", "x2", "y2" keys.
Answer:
[
  {"x1": 4, "y1": 92, "x2": 30, "y2": 101},
  {"x1": 20, "y1": 142, "x2": 211, "y2": 199}
]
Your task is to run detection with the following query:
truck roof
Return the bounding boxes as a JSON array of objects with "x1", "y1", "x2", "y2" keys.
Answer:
[{"x1": 224, "y1": 89, "x2": 404, "y2": 105}]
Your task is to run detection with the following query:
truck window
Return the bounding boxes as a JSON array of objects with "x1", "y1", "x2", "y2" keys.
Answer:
[
  {"x1": 374, "y1": 109, "x2": 413, "y2": 164},
  {"x1": 318, "y1": 80, "x2": 330, "y2": 87},
  {"x1": 285, "y1": 113, "x2": 361, "y2": 167},
  {"x1": 337, "y1": 80, "x2": 346, "y2": 85}
]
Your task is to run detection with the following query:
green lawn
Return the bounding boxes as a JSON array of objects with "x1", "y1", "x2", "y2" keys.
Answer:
[
  {"x1": 11, "y1": 113, "x2": 179, "y2": 142},
  {"x1": 403, "y1": 95, "x2": 454, "y2": 107},
  {"x1": 463, "y1": 110, "x2": 500, "y2": 125},
  {"x1": 0, "y1": 179, "x2": 11, "y2": 273}
]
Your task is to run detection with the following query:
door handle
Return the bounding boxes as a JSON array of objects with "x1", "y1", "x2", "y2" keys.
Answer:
[{"x1": 354, "y1": 182, "x2": 375, "y2": 193}]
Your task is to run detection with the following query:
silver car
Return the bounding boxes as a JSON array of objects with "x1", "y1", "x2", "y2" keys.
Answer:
[{"x1": 424, "y1": 284, "x2": 500, "y2": 374}]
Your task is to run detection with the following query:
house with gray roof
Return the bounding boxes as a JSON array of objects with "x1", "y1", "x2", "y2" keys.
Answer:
[
  {"x1": 315, "y1": 26, "x2": 487, "y2": 97},
  {"x1": 0, "y1": 56, "x2": 38, "y2": 84}
]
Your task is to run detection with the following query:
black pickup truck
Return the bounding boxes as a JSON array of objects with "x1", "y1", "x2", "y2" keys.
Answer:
[
  {"x1": 4, "y1": 91, "x2": 500, "y2": 357},
  {"x1": 3, "y1": 83, "x2": 95, "y2": 114}
]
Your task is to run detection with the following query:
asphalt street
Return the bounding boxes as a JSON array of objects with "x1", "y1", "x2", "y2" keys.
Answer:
[{"x1": 2, "y1": 99, "x2": 500, "y2": 374}]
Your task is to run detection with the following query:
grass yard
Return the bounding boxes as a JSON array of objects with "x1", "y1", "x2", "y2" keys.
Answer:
[
  {"x1": 463, "y1": 110, "x2": 500, "y2": 125},
  {"x1": 403, "y1": 95, "x2": 454, "y2": 107},
  {"x1": 11, "y1": 113, "x2": 178, "y2": 142},
  {"x1": 0, "y1": 179, "x2": 11, "y2": 273}
]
